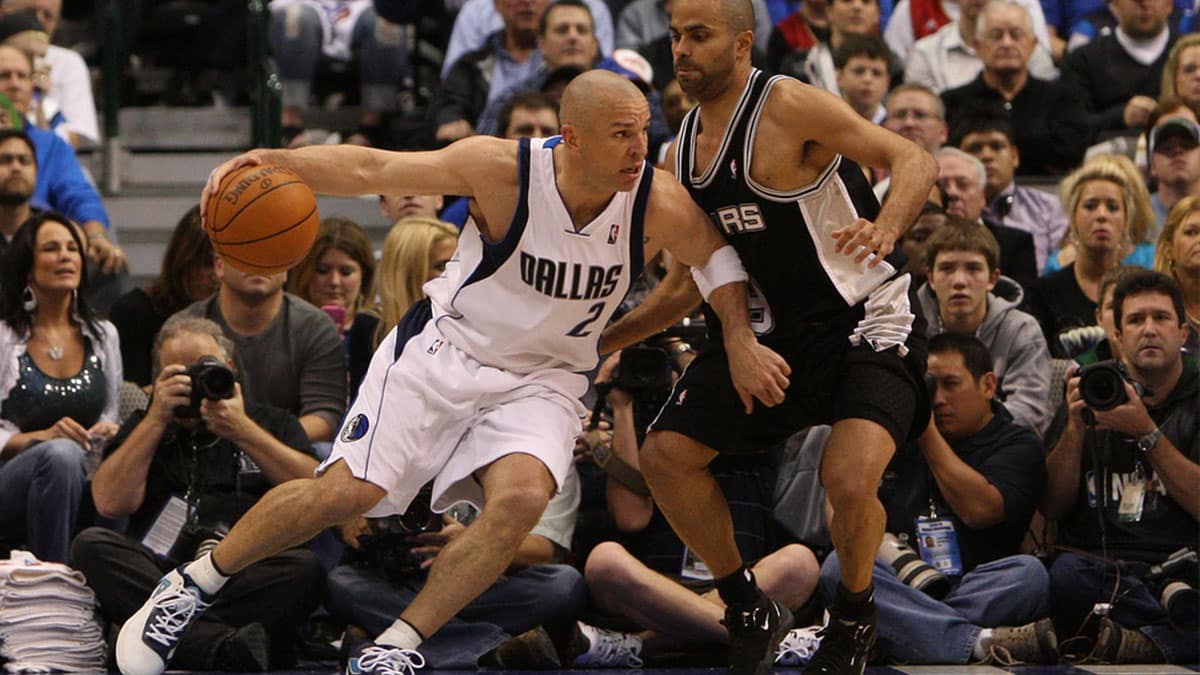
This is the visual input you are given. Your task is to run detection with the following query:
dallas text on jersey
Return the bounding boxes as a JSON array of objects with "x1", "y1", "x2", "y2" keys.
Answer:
[{"x1": 519, "y1": 252, "x2": 623, "y2": 301}]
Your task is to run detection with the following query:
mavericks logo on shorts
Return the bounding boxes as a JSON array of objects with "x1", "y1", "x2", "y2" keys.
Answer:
[{"x1": 340, "y1": 414, "x2": 370, "y2": 442}]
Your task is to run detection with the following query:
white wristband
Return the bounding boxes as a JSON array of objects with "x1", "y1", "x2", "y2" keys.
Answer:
[{"x1": 690, "y1": 245, "x2": 748, "y2": 300}]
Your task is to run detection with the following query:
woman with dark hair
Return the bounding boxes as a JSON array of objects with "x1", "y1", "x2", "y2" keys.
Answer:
[
  {"x1": 287, "y1": 216, "x2": 376, "y2": 335},
  {"x1": 0, "y1": 211, "x2": 122, "y2": 563},
  {"x1": 109, "y1": 205, "x2": 216, "y2": 387},
  {"x1": 288, "y1": 217, "x2": 377, "y2": 402}
]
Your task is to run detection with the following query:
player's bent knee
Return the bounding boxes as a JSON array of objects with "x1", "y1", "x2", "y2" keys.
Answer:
[
  {"x1": 484, "y1": 483, "x2": 552, "y2": 528},
  {"x1": 821, "y1": 462, "x2": 881, "y2": 506}
]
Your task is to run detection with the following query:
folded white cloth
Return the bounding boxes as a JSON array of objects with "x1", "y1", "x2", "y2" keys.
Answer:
[{"x1": 0, "y1": 551, "x2": 106, "y2": 672}]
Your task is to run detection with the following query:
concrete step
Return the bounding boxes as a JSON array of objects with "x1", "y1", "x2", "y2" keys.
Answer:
[
  {"x1": 108, "y1": 189, "x2": 393, "y2": 279},
  {"x1": 100, "y1": 105, "x2": 366, "y2": 151}
]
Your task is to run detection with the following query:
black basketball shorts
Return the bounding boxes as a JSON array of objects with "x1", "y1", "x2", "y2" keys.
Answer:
[{"x1": 649, "y1": 310, "x2": 929, "y2": 455}]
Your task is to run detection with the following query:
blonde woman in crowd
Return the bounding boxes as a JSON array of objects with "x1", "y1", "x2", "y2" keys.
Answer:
[
  {"x1": 1156, "y1": 195, "x2": 1200, "y2": 353},
  {"x1": 1025, "y1": 155, "x2": 1155, "y2": 356}
]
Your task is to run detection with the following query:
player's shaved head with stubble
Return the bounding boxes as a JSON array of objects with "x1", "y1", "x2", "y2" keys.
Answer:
[
  {"x1": 717, "y1": 0, "x2": 755, "y2": 33},
  {"x1": 559, "y1": 69, "x2": 647, "y2": 132},
  {"x1": 672, "y1": 0, "x2": 755, "y2": 33}
]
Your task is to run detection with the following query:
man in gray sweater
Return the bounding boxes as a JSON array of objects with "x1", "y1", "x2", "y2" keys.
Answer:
[
  {"x1": 175, "y1": 256, "x2": 347, "y2": 443},
  {"x1": 915, "y1": 216, "x2": 1053, "y2": 438}
]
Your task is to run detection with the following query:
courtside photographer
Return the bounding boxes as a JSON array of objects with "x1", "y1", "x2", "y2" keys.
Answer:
[
  {"x1": 1044, "y1": 269, "x2": 1199, "y2": 665},
  {"x1": 819, "y1": 333, "x2": 1054, "y2": 666},
  {"x1": 562, "y1": 337, "x2": 820, "y2": 669},
  {"x1": 70, "y1": 316, "x2": 324, "y2": 672}
]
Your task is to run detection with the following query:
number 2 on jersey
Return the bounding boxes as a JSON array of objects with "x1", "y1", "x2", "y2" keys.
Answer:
[{"x1": 566, "y1": 302, "x2": 605, "y2": 337}]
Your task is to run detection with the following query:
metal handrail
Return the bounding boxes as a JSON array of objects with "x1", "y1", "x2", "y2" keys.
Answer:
[
  {"x1": 248, "y1": 0, "x2": 282, "y2": 148},
  {"x1": 100, "y1": 0, "x2": 122, "y2": 195}
]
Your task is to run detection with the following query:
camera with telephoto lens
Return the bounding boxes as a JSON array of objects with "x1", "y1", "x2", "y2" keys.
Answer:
[
  {"x1": 353, "y1": 483, "x2": 443, "y2": 580},
  {"x1": 173, "y1": 355, "x2": 236, "y2": 418},
  {"x1": 878, "y1": 532, "x2": 951, "y2": 599},
  {"x1": 167, "y1": 522, "x2": 228, "y2": 566},
  {"x1": 1077, "y1": 360, "x2": 1148, "y2": 412},
  {"x1": 1146, "y1": 548, "x2": 1198, "y2": 631}
]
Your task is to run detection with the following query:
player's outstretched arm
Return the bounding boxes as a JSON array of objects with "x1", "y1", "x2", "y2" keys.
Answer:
[
  {"x1": 200, "y1": 136, "x2": 514, "y2": 223},
  {"x1": 645, "y1": 173, "x2": 791, "y2": 412},
  {"x1": 764, "y1": 80, "x2": 938, "y2": 266}
]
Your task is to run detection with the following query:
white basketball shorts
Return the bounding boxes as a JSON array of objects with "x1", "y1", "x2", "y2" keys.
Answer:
[{"x1": 318, "y1": 316, "x2": 587, "y2": 518}]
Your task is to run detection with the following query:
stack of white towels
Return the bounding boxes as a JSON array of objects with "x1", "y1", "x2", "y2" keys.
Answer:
[{"x1": 0, "y1": 550, "x2": 106, "y2": 672}]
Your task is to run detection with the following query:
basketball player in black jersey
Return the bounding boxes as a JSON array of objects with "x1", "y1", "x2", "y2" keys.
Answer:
[{"x1": 600, "y1": 1, "x2": 939, "y2": 673}]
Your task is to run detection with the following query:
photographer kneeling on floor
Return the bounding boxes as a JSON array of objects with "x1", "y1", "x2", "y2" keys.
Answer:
[
  {"x1": 1044, "y1": 269, "x2": 1199, "y2": 665},
  {"x1": 819, "y1": 332, "x2": 1055, "y2": 666},
  {"x1": 70, "y1": 316, "x2": 325, "y2": 672}
]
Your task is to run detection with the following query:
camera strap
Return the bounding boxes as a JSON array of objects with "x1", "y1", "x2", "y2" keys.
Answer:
[{"x1": 183, "y1": 437, "x2": 201, "y2": 523}]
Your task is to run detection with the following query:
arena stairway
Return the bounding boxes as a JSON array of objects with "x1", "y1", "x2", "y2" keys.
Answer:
[{"x1": 85, "y1": 106, "x2": 394, "y2": 287}]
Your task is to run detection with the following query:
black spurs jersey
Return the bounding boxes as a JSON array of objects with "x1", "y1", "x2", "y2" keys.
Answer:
[{"x1": 676, "y1": 69, "x2": 907, "y2": 340}]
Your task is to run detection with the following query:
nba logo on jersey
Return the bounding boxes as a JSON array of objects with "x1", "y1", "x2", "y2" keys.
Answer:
[
  {"x1": 729, "y1": 159, "x2": 738, "y2": 180},
  {"x1": 607, "y1": 224, "x2": 620, "y2": 244},
  {"x1": 427, "y1": 338, "x2": 445, "y2": 355}
]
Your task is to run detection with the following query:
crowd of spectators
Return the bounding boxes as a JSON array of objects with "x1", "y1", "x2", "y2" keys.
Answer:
[{"x1": 0, "y1": 0, "x2": 1194, "y2": 669}]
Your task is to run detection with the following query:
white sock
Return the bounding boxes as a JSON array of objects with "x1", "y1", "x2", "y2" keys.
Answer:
[
  {"x1": 183, "y1": 552, "x2": 229, "y2": 595},
  {"x1": 376, "y1": 619, "x2": 422, "y2": 650},
  {"x1": 972, "y1": 628, "x2": 995, "y2": 660}
]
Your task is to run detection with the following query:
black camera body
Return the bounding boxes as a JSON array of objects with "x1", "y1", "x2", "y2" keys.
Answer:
[
  {"x1": 612, "y1": 345, "x2": 673, "y2": 395},
  {"x1": 353, "y1": 483, "x2": 443, "y2": 580},
  {"x1": 174, "y1": 355, "x2": 236, "y2": 418},
  {"x1": 1078, "y1": 360, "x2": 1148, "y2": 412}
]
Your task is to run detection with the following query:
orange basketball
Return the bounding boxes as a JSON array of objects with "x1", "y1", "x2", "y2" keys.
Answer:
[{"x1": 204, "y1": 163, "x2": 320, "y2": 275}]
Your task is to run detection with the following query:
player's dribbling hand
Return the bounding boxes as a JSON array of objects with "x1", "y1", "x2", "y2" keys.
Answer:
[
  {"x1": 200, "y1": 153, "x2": 267, "y2": 227},
  {"x1": 727, "y1": 338, "x2": 791, "y2": 414},
  {"x1": 832, "y1": 218, "x2": 898, "y2": 267}
]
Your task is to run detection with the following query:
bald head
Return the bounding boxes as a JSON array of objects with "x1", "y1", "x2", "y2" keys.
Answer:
[
  {"x1": 717, "y1": 0, "x2": 755, "y2": 33},
  {"x1": 560, "y1": 69, "x2": 645, "y2": 128}
]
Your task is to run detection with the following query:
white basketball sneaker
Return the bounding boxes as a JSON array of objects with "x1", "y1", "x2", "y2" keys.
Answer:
[{"x1": 116, "y1": 567, "x2": 215, "y2": 675}]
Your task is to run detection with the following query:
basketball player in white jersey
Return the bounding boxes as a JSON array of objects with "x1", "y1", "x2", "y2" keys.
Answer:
[
  {"x1": 600, "y1": 2, "x2": 939, "y2": 674},
  {"x1": 115, "y1": 70, "x2": 792, "y2": 675}
]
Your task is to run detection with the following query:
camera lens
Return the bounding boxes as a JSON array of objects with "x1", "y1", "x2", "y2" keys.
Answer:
[
  {"x1": 197, "y1": 365, "x2": 235, "y2": 399},
  {"x1": 1162, "y1": 581, "x2": 1199, "y2": 631},
  {"x1": 1078, "y1": 362, "x2": 1128, "y2": 411}
]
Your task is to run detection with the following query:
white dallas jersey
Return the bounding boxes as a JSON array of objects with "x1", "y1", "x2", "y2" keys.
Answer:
[{"x1": 426, "y1": 136, "x2": 651, "y2": 374}]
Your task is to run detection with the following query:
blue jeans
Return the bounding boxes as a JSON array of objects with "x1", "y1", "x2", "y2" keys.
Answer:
[
  {"x1": 0, "y1": 439, "x2": 87, "y2": 563},
  {"x1": 268, "y1": 3, "x2": 409, "y2": 113},
  {"x1": 1049, "y1": 551, "x2": 1199, "y2": 664},
  {"x1": 326, "y1": 563, "x2": 586, "y2": 668},
  {"x1": 820, "y1": 552, "x2": 1050, "y2": 664}
]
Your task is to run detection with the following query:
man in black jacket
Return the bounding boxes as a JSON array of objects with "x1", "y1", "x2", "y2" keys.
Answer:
[
  {"x1": 71, "y1": 317, "x2": 324, "y2": 672},
  {"x1": 1043, "y1": 270, "x2": 1198, "y2": 664},
  {"x1": 941, "y1": 0, "x2": 1087, "y2": 176},
  {"x1": 1062, "y1": 0, "x2": 1177, "y2": 142}
]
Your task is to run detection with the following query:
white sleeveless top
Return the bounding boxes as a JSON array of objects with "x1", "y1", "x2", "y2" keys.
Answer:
[{"x1": 427, "y1": 136, "x2": 652, "y2": 374}]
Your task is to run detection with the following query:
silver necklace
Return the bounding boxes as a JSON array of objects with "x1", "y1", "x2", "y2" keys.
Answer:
[{"x1": 47, "y1": 344, "x2": 63, "y2": 360}]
